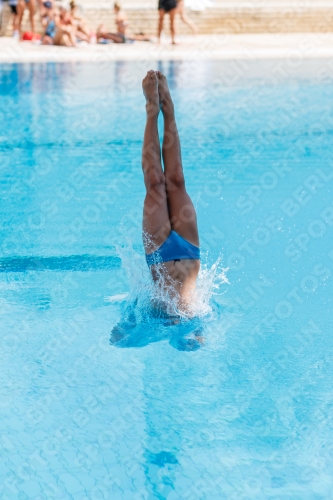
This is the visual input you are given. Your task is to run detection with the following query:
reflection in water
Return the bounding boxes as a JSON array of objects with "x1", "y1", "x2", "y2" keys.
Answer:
[
  {"x1": 108, "y1": 229, "x2": 229, "y2": 493},
  {"x1": 108, "y1": 238, "x2": 229, "y2": 493},
  {"x1": 110, "y1": 307, "x2": 204, "y2": 351},
  {"x1": 3, "y1": 59, "x2": 333, "y2": 101},
  {"x1": 144, "y1": 450, "x2": 179, "y2": 499}
]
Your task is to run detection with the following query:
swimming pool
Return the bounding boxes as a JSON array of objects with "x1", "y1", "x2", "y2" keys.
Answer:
[{"x1": 1, "y1": 59, "x2": 333, "y2": 499}]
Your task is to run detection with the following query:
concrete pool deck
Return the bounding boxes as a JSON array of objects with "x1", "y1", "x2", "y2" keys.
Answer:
[{"x1": 1, "y1": 33, "x2": 333, "y2": 62}]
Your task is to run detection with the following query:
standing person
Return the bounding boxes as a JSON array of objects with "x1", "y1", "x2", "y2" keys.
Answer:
[
  {"x1": 158, "y1": 0, "x2": 177, "y2": 44},
  {"x1": 18, "y1": 0, "x2": 36, "y2": 35},
  {"x1": 9, "y1": 0, "x2": 21, "y2": 38},
  {"x1": 176, "y1": 0, "x2": 197, "y2": 34},
  {"x1": 141, "y1": 70, "x2": 200, "y2": 313}
]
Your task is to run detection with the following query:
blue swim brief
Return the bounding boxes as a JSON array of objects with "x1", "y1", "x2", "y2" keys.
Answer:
[{"x1": 146, "y1": 230, "x2": 200, "y2": 267}]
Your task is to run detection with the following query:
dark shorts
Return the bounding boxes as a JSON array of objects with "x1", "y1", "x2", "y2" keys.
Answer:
[
  {"x1": 10, "y1": 5, "x2": 18, "y2": 14},
  {"x1": 118, "y1": 33, "x2": 126, "y2": 43},
  {"x1": 158, "y1": 0, "x2": 177, "y2": 12}
]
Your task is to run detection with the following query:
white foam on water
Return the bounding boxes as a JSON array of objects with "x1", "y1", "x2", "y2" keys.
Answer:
[
  {"x1": 115, "y1": 233, "x2": 229, "y2": 323},
  {"x1": 104, "y1": 293, "x2": 129, "y2": 303}
]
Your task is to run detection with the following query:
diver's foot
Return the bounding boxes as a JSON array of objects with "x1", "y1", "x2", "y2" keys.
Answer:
[
  {"x1": 156, "y1": 71, "x2": 174, "y2": 115},
  {"x1": 142, "y1": 70, "x2": 159, "y2": 117}
]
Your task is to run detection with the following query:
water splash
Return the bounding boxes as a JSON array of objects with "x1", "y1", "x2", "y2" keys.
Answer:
[
  {"x1": 194, "y1": 254, "x2": 229, "y2": 317},
  {"x1": 109, "y1": 233, "x2": 228, "y2": 349}
]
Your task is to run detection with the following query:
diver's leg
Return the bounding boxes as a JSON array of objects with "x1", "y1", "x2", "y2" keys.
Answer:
[
  {"x1": 157, "y1": 71, "x2": 199, "y2": 247},
  {"x1": 142, "y1": 71, "x2": 171, "y2": 254}
]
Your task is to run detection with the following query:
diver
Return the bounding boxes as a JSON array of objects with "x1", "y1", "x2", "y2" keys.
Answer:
[
  {"x1": 110, "y1": 71, "x2": 202, "y2": 347},
  {"x1": 142, "y1": 70, "x2": 200, "y2": 315}
]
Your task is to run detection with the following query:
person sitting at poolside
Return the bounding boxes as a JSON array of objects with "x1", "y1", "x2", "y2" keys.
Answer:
[
  {"x1": 61, "y1": 5, "x2": 92, "y2": 43},
  {"x1": 97, "y1": 2, "x2": 150, "y2": 44},
  {"x1": 59, "y1": 4, "x2": 90, "y2": 43},
  {"x1": 42, "y1": 6, "x2": 76, "y2": 46},
  {"x1": 59, "y1": 7, "x2": 90, "y2": 43},
  {"x1": 59, "y1": 6, "x2": 73, "y2": 28},
  {"x1": 141, "y1": 70, "x2": 200, "y2": 313},
  {"x1": 39, "y1": 0, "x2": 52, "y2": 28},
  {"x1": 69, "y1": 0, "x2": 92, "y2": 43},
  {"x1": 38, "y1": 0, "x2": 52, "y2": 18}
]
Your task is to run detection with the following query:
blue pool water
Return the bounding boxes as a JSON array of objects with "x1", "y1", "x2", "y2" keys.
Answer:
[{"x1": 1, "y1": 59, "x2": 333, "y2": 499}]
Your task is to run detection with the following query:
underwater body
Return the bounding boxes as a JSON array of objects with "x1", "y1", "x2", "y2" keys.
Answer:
[{"x1": 1, "y1": 60, "x2": 333, "y2": 498}]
